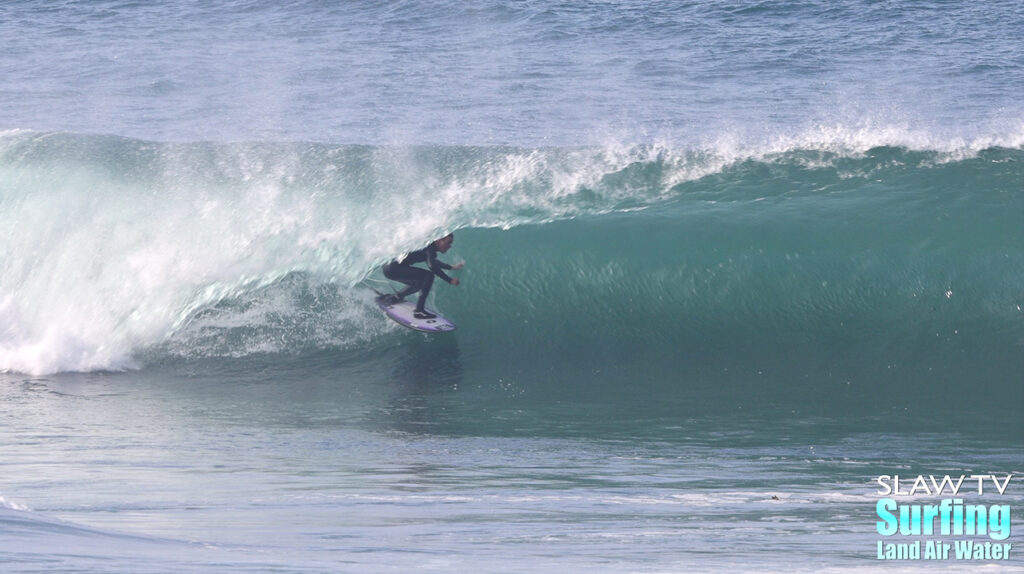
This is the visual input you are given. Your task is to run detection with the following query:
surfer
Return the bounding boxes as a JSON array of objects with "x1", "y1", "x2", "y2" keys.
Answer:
[{"x1": 380, "y1": 234, "x2": 463, "y2": 319}]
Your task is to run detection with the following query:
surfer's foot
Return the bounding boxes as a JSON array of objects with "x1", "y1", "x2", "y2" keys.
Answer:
[
  {"x1": 413, "y1": 310, "x2": 436, "y2": 320},
  {"x1": 378, "y1": 294, "x2": 402, "y2": 305}
]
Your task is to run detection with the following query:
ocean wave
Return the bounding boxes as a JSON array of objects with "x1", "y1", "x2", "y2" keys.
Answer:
[
  {"x1": 0, "y1": 495, "x2": 30, "y2": 512},
  {"x1": 0, "y1": 129, "x2": 1021, "y2": 374}
]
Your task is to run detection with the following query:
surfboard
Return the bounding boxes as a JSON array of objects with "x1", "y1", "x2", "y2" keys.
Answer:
[{"x1": 375, "y1": 295, "x2": 457, "y2": 333}]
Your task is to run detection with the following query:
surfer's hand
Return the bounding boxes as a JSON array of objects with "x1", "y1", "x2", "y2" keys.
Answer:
[
  {"x1": 450, "y1": 277, "x2": 460, "y2": 286},
  {"x1": 452, "y1": 262, "x2": 465, "y2": 270}
]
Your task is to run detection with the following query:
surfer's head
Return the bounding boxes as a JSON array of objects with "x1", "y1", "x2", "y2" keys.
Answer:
[{"x1": 434, "y1": 233, "x2": 454, "y2": 253}]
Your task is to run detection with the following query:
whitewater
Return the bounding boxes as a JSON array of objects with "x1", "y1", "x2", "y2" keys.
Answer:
[{"x1": 1, "y1": 1, "x2": 1022, "y2": 572}]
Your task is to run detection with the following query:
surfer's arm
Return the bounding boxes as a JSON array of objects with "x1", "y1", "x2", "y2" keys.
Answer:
[{"x1": 426, "y1": 248, "x2": 455, "y2": 283}]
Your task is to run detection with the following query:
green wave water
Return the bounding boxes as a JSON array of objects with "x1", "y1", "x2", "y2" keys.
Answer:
[{"x1": 1, "y1": 131, "x2": 1022, "y2": 424}]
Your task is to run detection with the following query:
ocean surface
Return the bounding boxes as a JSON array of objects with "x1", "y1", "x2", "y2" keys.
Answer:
[{"x1": 1, "y1": 1, "x2": 1022, "y2": 572}]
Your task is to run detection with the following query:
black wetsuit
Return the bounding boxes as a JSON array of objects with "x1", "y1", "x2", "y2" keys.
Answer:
[{"x1": 382, "y1": 244, "x2": 454, "y2": 313}]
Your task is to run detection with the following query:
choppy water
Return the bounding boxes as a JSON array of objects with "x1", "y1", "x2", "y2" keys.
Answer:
[{"x1": 1, "y1": 1, "x2": 1022, "y2": 572}]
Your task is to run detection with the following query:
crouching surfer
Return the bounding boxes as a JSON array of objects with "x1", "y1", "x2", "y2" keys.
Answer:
[{"x1": 379, "y1": 233, "x2": 463, "y2": 319}]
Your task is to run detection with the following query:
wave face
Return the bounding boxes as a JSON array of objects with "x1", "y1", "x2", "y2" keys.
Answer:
[{"x1": 1, "y1": 130, "x2": 1022, "y2": 389}]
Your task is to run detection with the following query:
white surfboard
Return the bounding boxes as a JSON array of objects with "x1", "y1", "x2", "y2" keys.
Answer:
[{"x1": 375, "y1": 296, "x2": 456, "y2": 333}]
